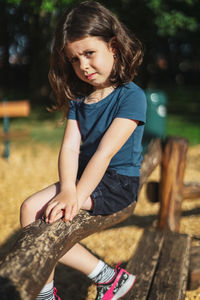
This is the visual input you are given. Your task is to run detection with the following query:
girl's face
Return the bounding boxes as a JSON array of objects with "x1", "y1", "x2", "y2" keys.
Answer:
[{"x1": 65, "y1": 36, "x2": 115, "y2": 90}]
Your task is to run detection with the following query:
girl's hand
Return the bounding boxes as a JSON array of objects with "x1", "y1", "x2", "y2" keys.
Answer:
[{"x1": 45, "y1": 190, "x2": 78, "y2": 224}]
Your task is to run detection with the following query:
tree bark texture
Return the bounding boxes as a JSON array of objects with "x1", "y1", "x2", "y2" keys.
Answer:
[
  {"x1": 0, "y1": 139, "x2": 162, "y2": 300},
  {"x1": 158, "y1": 137, "x2": 189, "y2": 232}
]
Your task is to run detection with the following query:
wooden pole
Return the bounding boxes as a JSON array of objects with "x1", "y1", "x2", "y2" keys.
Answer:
[{"x1": 158, "y1": 137, "x2": 189, "y2": 232}]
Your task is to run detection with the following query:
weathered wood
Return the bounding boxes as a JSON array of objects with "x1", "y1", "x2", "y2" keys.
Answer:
[
  {"x1": 139, "y1": 139, "x2": 162, "y2": 188},
  {"x1": 187, "y1": 246, "x2": 200, "y2": 290},
  {"x1": 0, "y1": 139, "x2": 162, "y2": 300},
  {"x1": 124, "y1": 229, "x2": 164, "y2": 300},
  {"x1": 146, "y1": 181, "x2": 200, "y2": 203},
  {"x1": 158, "y1": 137, "x2": 189, "y2": 232},
  {"x1": 183, "y1": 182, "x2": 200, "y2": 200},
  {"x1": 148, "y1": 231, "x2": 191, "y2": 300},
  {"x1": 0, "y1": 101, "x2": 30, "y2": 117}
]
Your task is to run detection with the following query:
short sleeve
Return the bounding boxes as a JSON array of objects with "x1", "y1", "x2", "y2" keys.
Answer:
[
  {"x1": 67, "y1": 100, "x2": 77, "y2": 120},
  {"x1": 115, "y1": 86, "x2": 147, "y2": 125}
]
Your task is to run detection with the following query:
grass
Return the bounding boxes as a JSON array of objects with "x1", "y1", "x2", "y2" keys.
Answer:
[
  {"x1": 0, "y1": 108, "x2": 65, "y2": 147},
  {"x1": 164, "y1": 85, "x2": 200, "y2": 145},
  {"x1": 166, "y1": 114, "x2": 200, "y2": 145}
]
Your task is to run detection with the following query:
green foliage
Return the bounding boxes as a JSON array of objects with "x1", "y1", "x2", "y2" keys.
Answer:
[
  {"x1": 147, "y1": 0, "x2": 199, "y2": 35},
  {"x1": 40, "y1": 0, "x2": 73, "y2": 13},
  {"x1": 7, "y1": 0, "x2": 73, "y2": 13},
  {"x1": 156, "y1": 11, "x2": 198, "y2": 35},
  {"x1": 7, "y1": 0, "x2": 21, "y2": 4},
  {"x1": 41, "y1": 0, "x2": 55, "y2": 12},
  {"x1": 5, "y1": 0, "x2": 199, "y2": 35}
]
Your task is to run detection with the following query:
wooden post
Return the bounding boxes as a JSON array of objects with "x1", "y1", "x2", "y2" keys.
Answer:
[{"x1": 158, "y1": 137, "x2": 189, "y2": 232}]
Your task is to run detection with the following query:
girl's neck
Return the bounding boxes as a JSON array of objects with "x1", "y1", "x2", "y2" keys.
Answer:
[{"x1": 85, "y1": 86, "x2": 115, "y2": 104}]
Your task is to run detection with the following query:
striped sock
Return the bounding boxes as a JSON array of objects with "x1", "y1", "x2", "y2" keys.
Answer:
[
  {"x1": 88, "y1": 260, "x2": 115, "y2": 284},
  {"x1": 36, "y1": 281, "x2": 54, "y2": 300}
]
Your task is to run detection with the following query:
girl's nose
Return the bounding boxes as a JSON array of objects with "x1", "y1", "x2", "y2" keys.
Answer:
[{"x1": 79, "y1": 58, "x2": 89, "y2": 71}]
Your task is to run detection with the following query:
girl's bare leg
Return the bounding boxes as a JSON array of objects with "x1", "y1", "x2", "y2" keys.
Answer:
[{"x1": 20, "y1": 182, "x2": 99, "y2": 284}]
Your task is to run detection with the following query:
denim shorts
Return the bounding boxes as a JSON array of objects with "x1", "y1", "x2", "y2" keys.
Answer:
[{"x1": 89, "y1": 169, "x2": 139, "y2": 216}]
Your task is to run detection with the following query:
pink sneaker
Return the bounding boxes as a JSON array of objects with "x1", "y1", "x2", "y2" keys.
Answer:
[
  {"x1": 95, "y1": 263, "x2": 136, "y2": 300},
  {"x1": 53, "y1": 287, "x2": 61, "y2": 300}
]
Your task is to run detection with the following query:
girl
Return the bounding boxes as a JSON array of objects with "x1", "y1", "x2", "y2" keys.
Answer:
[{"x1": 20, "y1": 1, "x2": 146, "y2": 299}]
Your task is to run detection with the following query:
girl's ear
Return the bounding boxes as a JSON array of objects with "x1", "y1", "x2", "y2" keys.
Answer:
[{"x1": 109, "y1": 37, "x2": 118, "y2": 55}]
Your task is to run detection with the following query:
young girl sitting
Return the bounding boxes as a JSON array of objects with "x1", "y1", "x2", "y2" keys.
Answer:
[{"x1": 20, "y1": 1, "x2": 146, "y2": 299}]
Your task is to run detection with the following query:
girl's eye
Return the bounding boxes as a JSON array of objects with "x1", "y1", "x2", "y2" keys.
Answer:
[
  {"x1": 86, "y1": 51, "x2": 94, "y2": 57},
  {"x1": 70, "y1": 57, "x2": 78, "y2": 63}
]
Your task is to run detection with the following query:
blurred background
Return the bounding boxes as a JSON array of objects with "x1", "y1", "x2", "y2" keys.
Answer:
[{"x1": 0, "y1": 0, "x2": 199, "y2": 146}]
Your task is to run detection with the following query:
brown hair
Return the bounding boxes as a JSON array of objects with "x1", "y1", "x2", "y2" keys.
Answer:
[{"x1": 48, "y1": 1, "x2": 143, "y2": 113}]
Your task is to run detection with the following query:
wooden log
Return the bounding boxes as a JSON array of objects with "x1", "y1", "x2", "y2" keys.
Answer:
[
  {"x1": 158, "y1": 137, "x2": 189, "y2": 232},
  {"x1": 183, "y1": 182, "x2": 200, "y2": 200},
  {"x1": 0, "y1": 101, "x2": 30, "y2": 117},
  {"x1": 124, "y1": 229, "x2": 164, "y2": 300},
  {"x1": 187, "y1": 246, "x2": 200, "y2": 290},
  {"x1": 0, "y1": 139, "x2": 162, "y2": 300},
  {"x1": 146, "y1": 181, "x2": 200, "y2": 203},
  {"x1": 148, "y1": 231, "x2": 191, "y2": 300},
  {"x1": 139, "y1": 138, "x2": 162, "y2": 188}
]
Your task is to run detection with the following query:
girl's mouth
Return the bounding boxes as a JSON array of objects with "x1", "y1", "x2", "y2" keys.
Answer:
[{"x1": 86, "y1": 73, "x2": 96, "y2": 80}]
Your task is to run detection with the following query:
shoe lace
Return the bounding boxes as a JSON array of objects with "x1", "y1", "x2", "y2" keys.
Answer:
[{"x1": 53, "y1": 287, "x2": 61, "y2": 300}]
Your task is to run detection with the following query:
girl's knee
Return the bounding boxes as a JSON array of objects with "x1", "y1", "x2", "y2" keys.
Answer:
[
  {"x1": 20, "y1": 196, "x2": 34, "y2": 216},
  {"x1": 20, "y1": 195, "x2": 40, "y2": 227},
  {"x1": 20, "y1": 183, "x2": 59, "y2": 227}
]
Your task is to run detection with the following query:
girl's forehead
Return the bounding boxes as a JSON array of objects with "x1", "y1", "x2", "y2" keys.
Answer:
[{"x1": 65, "y1": 36, "x2": 107, "y2": 55}]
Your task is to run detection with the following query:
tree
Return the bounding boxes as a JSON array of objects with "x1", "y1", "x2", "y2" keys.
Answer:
[{"x1": 1, "y1": 0, "x2": 199, "y2": 102}]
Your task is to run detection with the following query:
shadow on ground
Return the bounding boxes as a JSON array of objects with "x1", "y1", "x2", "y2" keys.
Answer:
[{"x1": 55, "y1": 264, "x2": 91, "y2": 300}]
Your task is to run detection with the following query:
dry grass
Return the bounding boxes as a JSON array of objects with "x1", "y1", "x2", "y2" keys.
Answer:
[{"x1": 0, "y1": 142, "x2": 200, "y2": 299}]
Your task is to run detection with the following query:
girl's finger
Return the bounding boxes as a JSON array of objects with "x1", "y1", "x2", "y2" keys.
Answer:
[
  {"x1": 48, "y1": 202, "x2": 63, "y2": 223},
  {"x1": 70, "y1": 204, "x2": 78, "y2": 221},
  {"x1": 64, "y1": 204, "x2": 74, "y2": 222},
  {"x1": 52, "y1": 210, "x2": 63, "y2": 222},
  {"x1": 45, "y1": 200, "x2": 57, "y2": 219}
]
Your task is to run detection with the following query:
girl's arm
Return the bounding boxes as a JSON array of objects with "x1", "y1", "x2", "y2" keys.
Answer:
[
  {"x1": 45, "y1": 119, "x2": 81, "y2": 223},
  {"x1": 76, "y1": 118, "x2": 138, "y2": 208}
]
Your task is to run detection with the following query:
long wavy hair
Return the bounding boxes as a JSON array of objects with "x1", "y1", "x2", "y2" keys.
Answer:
[{"x1": 48, "y1": 1, "x2": 144, "y2": 113}]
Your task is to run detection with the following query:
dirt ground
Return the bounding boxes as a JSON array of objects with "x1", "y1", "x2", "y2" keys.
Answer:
[{"x1": 0, "y1": 142, "x2": 200, "y2": 299}]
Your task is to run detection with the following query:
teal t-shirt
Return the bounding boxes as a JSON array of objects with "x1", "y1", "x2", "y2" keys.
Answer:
[{"x1": 67, "y1": 82, "x2": 147, "y2": 177}]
